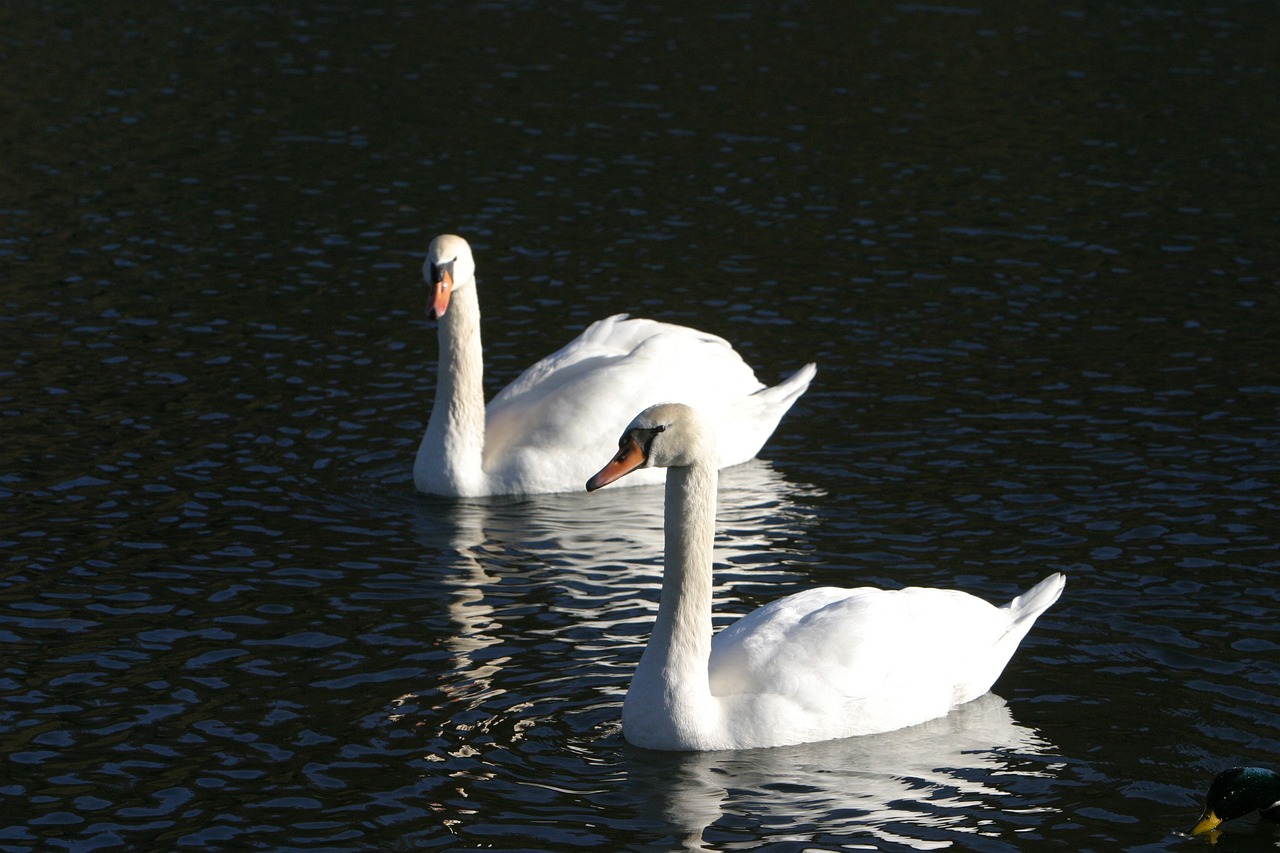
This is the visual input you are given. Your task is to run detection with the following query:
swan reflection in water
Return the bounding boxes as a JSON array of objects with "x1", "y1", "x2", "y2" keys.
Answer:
[
  {"x1": 625, "y1": 691, "x2": 1059, "y2": 851},
  {"x1": 387, "y1": 463, "x2": 1058, "y2": 848},
  {"x1": 394, "y1": 459, "x2": 817, "y2": 728},
  {"x1": 420, "y1": 457, "x2": 814, "y2": 568}
]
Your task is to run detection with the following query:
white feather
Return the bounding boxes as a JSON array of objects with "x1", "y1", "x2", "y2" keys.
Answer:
[
  {"x1": 595, "y1": 402, "x2": 1065, "y2": 751},
  {"x1": 414, "y1": 234, "x2": 814, "y2": 497}
]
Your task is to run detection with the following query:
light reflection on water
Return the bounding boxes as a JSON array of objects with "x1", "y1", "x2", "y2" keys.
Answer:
[
  {"x1": 3, "y1": 0, "x2": 1279, "y2": 849},
  {"x1": 391, "y1": 460, "x2": 818, "y2": 733},
  {"x1": 623, "y1": 693, "x2": 1057, "y2": 852},
  {"x1": 359, "y1": 465, "x2": 1068, "y2": 852}
]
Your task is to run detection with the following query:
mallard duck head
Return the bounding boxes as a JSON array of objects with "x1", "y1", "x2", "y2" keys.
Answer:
[{"x1": 1191, "y1": 767, "x2": 1280, "y2": 836}]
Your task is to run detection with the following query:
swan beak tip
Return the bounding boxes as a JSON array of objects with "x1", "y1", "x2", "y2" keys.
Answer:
[
  {"x1": 586, "y1": 436, "x2": 646, "y2": 492},
  {"x1": 585, "y1": 463, "x2": 622, "y2": 492},
  {"x1": 428, "y1": 267, "x2": 453, "y2": 319}
]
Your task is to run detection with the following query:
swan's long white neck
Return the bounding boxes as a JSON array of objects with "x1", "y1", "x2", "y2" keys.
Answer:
[
  {"x1": 626, "y1": 455, "x2": 720, "y2": 745},
  {"x1": 415, "y1": 282, "x2": 487, "y2": 496}
]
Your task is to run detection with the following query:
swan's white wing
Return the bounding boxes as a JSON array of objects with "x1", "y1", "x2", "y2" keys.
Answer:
[
  {"x1": 491, "y1": 314, "x2": 750, "y2": 405},
  {"x1": 708, "y1": 587, "x2": 1017, "y2": 724},
  {"x1": 481, "y1": 315, "x2": 774, "y2": 491}
]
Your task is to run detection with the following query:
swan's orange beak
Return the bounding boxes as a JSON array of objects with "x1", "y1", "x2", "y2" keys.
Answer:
[
  {"x1": 587, "y1": 435, "x2": 646, "y2": 491},
  {"x1": 429, "y1": 265, "x2": 453, "y2": 319}
]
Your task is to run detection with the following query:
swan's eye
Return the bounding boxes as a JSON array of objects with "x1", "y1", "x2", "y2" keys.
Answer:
[
  {"x1": 639, "y1": 425, "x2": 665, "y2": 455},
  {"x1": 430, "y1": 257, "x2": 457, "y2": 286}
]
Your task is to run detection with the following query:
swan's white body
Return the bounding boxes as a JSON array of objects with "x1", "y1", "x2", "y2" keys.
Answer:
[
  {"x1": 587, "y1": 403, "x2": 1065, "y2": 751},
  {"x1": 414, "y1": 234, "x2": 816, "y2": 497}
]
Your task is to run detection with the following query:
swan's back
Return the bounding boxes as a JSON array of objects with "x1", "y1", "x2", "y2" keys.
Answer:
[
  {"x1": 481, "y1": 315, "x2": 812, "y2": 492},
  {"x1": 701, "y1": 574, "x2": 1065, "y2": 747}
]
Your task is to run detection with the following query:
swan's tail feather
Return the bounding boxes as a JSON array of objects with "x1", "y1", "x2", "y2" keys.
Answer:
[
  {"x1": 1005, "y1": 572, "x2": 1066, "y2": 628},
  {"x1": 717, "y1": 363, "x2": 815, "y2": 467},
  {"x1": 953, "y1": 573, "x2": 1063, "y2": 706},
  {"x1": 753, "y1": 362, "x2": 817, "y2": 406}
]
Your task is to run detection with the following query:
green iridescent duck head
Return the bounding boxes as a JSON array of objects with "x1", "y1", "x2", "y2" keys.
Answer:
[{"x1": 1191, "y1": 767, "x2": 1280, "y2": 836}]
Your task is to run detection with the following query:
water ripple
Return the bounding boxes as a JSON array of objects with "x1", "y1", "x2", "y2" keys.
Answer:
[{"x1": 3, "y1": 0, "x2": 1279, "y2": 848}]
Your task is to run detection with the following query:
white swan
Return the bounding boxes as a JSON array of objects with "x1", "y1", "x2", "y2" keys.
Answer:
[
  {"x1": 414, "y1": 234, "x2": 816, "y2": 497},
  {"x1": 587, "y1": 402, "x2": 1065, "y2": 751}
]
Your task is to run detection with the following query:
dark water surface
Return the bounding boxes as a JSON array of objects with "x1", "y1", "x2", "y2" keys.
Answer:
[{"x1": 3, "y1": 2, "x2": 1278, "y2": 850}]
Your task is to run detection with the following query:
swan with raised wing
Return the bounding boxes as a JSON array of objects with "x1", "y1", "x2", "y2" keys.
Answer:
[
  {"x1": 587, "y1": 402, "x2": 1065, "y2": 751},
  {"x1": 415, "y1": 235, "x2": 815, "y2": 497}
]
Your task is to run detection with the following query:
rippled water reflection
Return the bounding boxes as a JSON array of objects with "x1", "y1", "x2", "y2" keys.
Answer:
[
  {"x1": 622, "y1": 693, "x2": 1059, "y2": 851},
  {"x1": 4, "y1": 0, "x2": 1279, "y2": 850}
]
